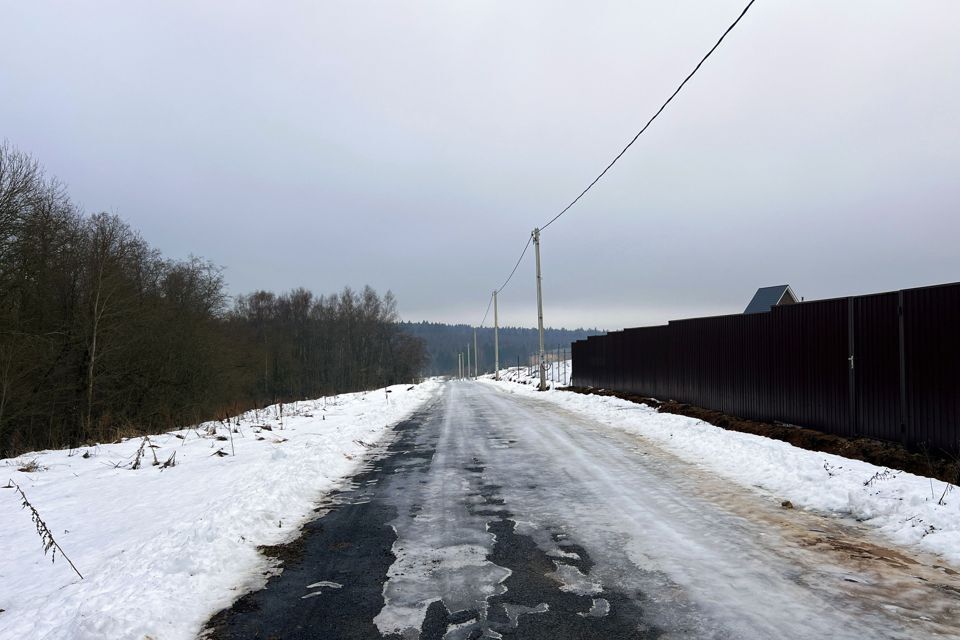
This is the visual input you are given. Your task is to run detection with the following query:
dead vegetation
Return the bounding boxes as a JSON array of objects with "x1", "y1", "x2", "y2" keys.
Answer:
[
  {"x1": 16, "y1": 458, "x2": 45, "y2": 473},
  {"x1": 11, "y1": 480, "x2": 83, "y2": 580}
]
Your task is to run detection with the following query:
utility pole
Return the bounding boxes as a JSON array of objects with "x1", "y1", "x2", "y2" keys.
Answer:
[
  {"x1": 533, "y1": 228, "x2": 547, "y2": 391},
  {"x1": 466, "y1": 342, "x2": 471, "y2": 381},
  {"x1": 473, "y1": 328, "x2": 479, "y2": 377},
  {"x1": 493, "y1": 291, "x2": 500, "y2": 380},
  {"x1": 458, "y1": 353, "x2": 462, "y2": 379}
]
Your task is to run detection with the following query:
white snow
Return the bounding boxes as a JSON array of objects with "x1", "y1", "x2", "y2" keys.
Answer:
[
  {"x1": 496, "y1": 359, "x2": 570, "y2": 389},
  {"x1": 302, "y1": 581, "x2": 343, "y2": 599},
  {"x1": 0, "y1": 381, "x2": 440, "y2": 640},
  {"x1": 483, "y1": 366, "x2": 960, "y2": 566}
]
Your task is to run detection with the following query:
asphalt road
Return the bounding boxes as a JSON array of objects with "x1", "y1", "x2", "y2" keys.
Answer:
[{"x1": 205, "y1": 381, "x2": 960, "y2": 639}]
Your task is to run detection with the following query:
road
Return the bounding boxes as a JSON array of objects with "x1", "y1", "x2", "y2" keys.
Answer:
[{"x1": 206, "y1": 381, "x2": 960, "y2": 639}]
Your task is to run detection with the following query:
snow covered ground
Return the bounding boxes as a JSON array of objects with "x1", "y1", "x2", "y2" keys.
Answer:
[
  {"x1": 496, "y1": 358, "x2": 570, "y2": 389},
  {"x1": 483, "y1": 364, "x2": 960, "y2": 566},
  {"x1": 0, "y1": 380, "x2": 440, "y2": 640}
]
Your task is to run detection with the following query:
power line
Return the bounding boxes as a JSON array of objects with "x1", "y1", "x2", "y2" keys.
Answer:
[
  {"x1": 474, "y1": 235, "x2": 531, "y2": 330},
  {"x1": 476, "y1": 237, "x2": 530, "y2": 328},
  {"x1": 540, "y1": 0, "x2": 757, "y2": 232},
  {"x1": 475, "y1": 0, "x2": 757, "y2": 334},
  {"x1": 496, "y1": 235, "x2": 532, "y2": 294},
  {"x1": 479, "y1": 292, "x2": 493, "y2": 328}
]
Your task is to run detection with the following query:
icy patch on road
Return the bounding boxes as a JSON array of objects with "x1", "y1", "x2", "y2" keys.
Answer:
[
  {"x1": 373, "y1": 397, "x2": 512, "y2": 638},
  {"x1": 501, "y1": 602, "x2": 549, "y2": 626},
  {"x1": 306, "y1": 580, "x2": 343, "y2": 589},
  {"x1": 550, "y1": 564, "x2": 602, "y2": 595},
  {"x1": 301, "y1": 580, "x2": 343, "y2": 599},
  {"x1": 375, "y1": 519, "x2": 511, "y2": 636},
  {"x1": 579, "y1": 598, "x2": 610, "y2": 618}
]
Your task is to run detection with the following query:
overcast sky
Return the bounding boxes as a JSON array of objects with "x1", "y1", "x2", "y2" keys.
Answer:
[{"x1": 3, "y1": 1, "x2": 958, "y2": 330}]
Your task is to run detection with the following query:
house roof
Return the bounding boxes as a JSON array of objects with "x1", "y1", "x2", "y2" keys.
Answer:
[{"x1": 744, "y1": 285, "x2": 797, "y2": 314}]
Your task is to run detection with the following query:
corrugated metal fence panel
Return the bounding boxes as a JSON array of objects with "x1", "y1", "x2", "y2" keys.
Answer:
[
  {"x1": 737, "y1": 311, "x2": 771, "y2": 420},
  {"x1": 768, "y1": 303, "x2": 802, "y2": 428},
  {"x1": 610, "y1": 331, "x2": 625, "y2": 392},
  {"x1": 723, "y1": 314, "x2": 749, "y2": 417},
  {"x1": 903, "y1": 283, "x2": 960, "y2": 452},
  {"x1": 669, "y1": 319, "x2": 697, "y2": 405},
  {"x1": 596, "y1": 334, "x2": 608, "y2": 389},
  {"x1": 803, "y1": 298, "x2": 851, "y2": 435},
  {"x1": 710, "y1": 316, "x2": 736, "y2": 414},
  {"x1": 623, "y1": 328, "x2": 643, "y2": 394},
  {"x1": 651, "y1": 325, "x2": 672, "y2": 400},
  {"x1": 570, "y1": 282, "x2": 959, "y2": 453},
  {"x1": 570, "y1": 340, "x2": 584, "y2": 386},
  {"x1": 853, "y1": 292, "x2": 901, "y2": 443}
]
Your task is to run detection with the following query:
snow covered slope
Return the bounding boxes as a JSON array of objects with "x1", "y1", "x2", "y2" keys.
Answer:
[
  {"x1": 483, "y1": 373, "x2": 960, "y2": 567},
  {"x1": 0, "y1": 380, "x2": 440, "y2": 640}
]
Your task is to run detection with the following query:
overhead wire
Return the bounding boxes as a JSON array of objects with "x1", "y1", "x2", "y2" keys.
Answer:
[
  {"x1": 476, "y1": 235, "x2": 531, "y2": 329},
  {"x1": 479, "y1": 293, "x2": 493, "y2": 328},
  {"x1": 474, "y1": 0, "x2": 758, "y2": 326},
  {"x1": 496, "y1": 235, "x2": 532, "y2": 294},
  {"x1": 539, "y1": 0, "x2": 757, "y2": 232}
]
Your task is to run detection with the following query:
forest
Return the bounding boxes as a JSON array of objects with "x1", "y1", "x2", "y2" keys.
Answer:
[
  {"x1": 401, "y1": 321, "x2": 601, "y2": 376},
  {"x1": 0, "y1": 143, "x2": 425, "y2": 458}
]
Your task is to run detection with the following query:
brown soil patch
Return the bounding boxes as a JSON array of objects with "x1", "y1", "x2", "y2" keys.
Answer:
[
  {"x1": 563, "y1": 386, "x2": 959, "y2": 484},
  {"x1": 257, "y1": 530, "x2": 309, "y2": 566}
]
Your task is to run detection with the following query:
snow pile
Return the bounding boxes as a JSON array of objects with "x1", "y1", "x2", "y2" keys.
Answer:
[
  {"x1": 0, "y1": 381, "x2": 440, "y2": 640},
  {"x1": 483, "y1": 375, "x2": 960, "y2": 566}
]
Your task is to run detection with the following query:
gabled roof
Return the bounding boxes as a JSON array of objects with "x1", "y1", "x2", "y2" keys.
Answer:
[{"x1": 744, "y1": 285, "x2": 797, "y2": 314}]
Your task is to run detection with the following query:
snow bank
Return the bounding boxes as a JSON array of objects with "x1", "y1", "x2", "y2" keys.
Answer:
[
  {"x1": 483, "y1": 372, "x2": 960, "y2": 566},
  {"x1": 495, "y1": 358, "x2": 570, "y2": 388},
  {"x1": 0, "y1": 381, "x2": 440, "y2": 640}
]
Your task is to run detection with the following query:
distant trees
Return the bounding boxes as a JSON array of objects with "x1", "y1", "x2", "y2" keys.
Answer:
[
  {"x1": 0, "y1": 143, "x2": 425, "y2": 458},
  {"x1": 230, "y1": 286, "x2": 424, "y2": 402},
  {"x1": 401, "y1": 321, "x2": 601, "y2": 376}
]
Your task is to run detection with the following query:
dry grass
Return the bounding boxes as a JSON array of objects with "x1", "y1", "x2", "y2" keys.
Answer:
[{"x1": 16, "y1": 458, "x2": 45, "y2": 473}]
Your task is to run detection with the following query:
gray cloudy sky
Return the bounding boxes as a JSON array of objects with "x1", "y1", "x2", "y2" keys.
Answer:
[{"x1": 3, "y1": 1, "x2": 958, "y2": 330}]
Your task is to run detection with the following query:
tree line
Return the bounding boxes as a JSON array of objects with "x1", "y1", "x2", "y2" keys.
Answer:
[
  {"x1": 0, "y1": 142, "x2": 425, "y2": 458},
  {"x1": 401, "y1": 321, "x2": 601, "y2": 376}
]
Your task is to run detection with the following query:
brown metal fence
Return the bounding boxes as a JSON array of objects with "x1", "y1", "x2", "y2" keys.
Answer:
[{"x1": 571, "y1": 282, "x2": 960, "y2": 453}]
